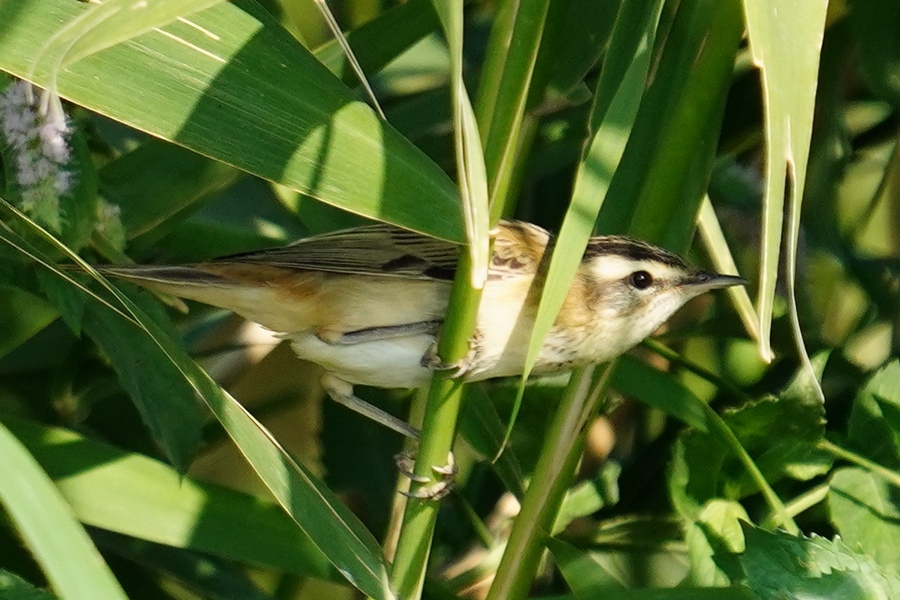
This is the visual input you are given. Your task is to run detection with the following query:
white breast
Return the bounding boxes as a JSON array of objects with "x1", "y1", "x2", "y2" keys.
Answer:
[{"x1": 288, "y1": 331, "x2": 434, "y2": 389}]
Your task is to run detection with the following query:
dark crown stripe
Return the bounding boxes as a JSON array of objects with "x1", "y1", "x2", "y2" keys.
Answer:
[{"x1": 584, "y1": 236, "x2": 688, "y2": 269}]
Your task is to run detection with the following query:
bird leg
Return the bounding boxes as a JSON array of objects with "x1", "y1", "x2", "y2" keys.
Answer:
[
  {"x1": 321, "y1": 374, "x2": 458, "y2": 499},
  {"x1": 314, "y1": 321, "x2": 441, "y2": 438},
  {"x1": 316, "y1": 322, "x2": 458, "y2": 498},
  {"x1": 320, "y1": 373, "x2": 421, "y2": 439},
  {"x1": 317, "y1": 320, "x2": 441, "y2": 345}
]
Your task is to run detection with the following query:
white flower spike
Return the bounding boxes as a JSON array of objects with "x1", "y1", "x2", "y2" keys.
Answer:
[{"x1": 0, "y1": 80, "x2": 75, "y2": 231}]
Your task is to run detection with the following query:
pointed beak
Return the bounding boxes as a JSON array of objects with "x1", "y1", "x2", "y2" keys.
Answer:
[{"x1": 682, "y1": 271, "x2": 747, "y2": 293}]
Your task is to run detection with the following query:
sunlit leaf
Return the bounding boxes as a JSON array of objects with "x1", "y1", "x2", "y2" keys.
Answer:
[
  {"x1": 698, "y1": 196, "x2": 760, "y2": 344},
  {"x1": 726, "y1": 524, "x2": 900, "y2": 600},
  {"x1": 743, "y1": 0, "x2": 829, "y2": 365},
  {"x1": 829, "y1": 467, "x2": 900, "y2": 574},
  {"x1": 510, "y1": 0, "x2": 665, "y2": 449},
  {"x1": 5, "y1": 204, "x2": 394, "y2": 599},
  {"x1": 0, "y1": 421, "x2": 128, "y2": 600},
  {"x1": 847, "y1": 359, "x2": 900, "y2": 466},
  {"x1": 2, "y1": 415, "x2": 335, "y2": 579},
  {"x1": 0, "y1": 0, "x2": 463, "y2": 241}
]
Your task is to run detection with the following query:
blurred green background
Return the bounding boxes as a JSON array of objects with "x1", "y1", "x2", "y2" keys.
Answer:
[{"x1": 0, "y1": 0, "x2": 898, "y2": 599}]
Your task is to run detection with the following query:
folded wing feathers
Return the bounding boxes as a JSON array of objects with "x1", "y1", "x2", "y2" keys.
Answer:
[{"x1": 213, "y1": 223, "x2": 461, "y2": 280}]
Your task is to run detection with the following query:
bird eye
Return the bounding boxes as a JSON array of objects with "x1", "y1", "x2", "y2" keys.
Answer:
[{"x1": 629, "y1": 270, "x2": 653, "y2": 290}]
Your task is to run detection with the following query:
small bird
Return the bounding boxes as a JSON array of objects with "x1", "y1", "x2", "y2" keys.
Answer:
[{"x1": 97, "y1": 220, "x2": 745, "y2": 438}]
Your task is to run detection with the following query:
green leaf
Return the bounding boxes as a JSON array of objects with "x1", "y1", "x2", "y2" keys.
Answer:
[
  {"x1": 33, "y1": 0, "x2": 226, "y2": 76},
  {"x1": 672, "y1": 356, "x2": 830, "y2": 509},
  {"x1": 546, "y1": 0, "x2": 620, "y2": 95},
  {"x1": 742, "y1": 0, "x2": 829, "y2": 363},
  {"x1": 553, "y1": 462, "x2": 620, "y2": 535},
  {"x1": 583, "y1": 589, "x2": 753, "y2": 600},
  {"x1": 551, "y1": 532, "x2": 707, "y2": 597},
  {"x1": 611, "y1": 356, "x2": 708, "y2": 431},
  {"x1": 87, "y1": 285, "x2": 395, "y2": 599},
  {"x1": 12, "y1": 206, "x2": 394, "y2": 598},
  {"x1": 459, "y1": 386, "x2": 526, "y2": 497},
  {"x1": 699, "y1": 392, "x2": 826, "y2": 495},
  {"x1": 1, "y1": 415, "x2": 335, "y2": 579},
  {"x1": 474, "y1": 0, "x2": 552, "y2": 214},
  {"x1": 829, "y1": 467, "x2": 900, "y2": 574},
  {"x1": 697, "y1": 197, "x2": 761, "y2": 346},
  {"x1": 548, "y1": 537, "x2": 625, "y2": 597},
  {"x1": 847, "y1": 359, "x2": 900, "y2": 466},
  {"x1": 36, "y1": 269, "x2": 86, "y2": 337},
  {"x1": 93, "y1": 531, "x2": 277, "y2": 600},
  {"x1": 82, "y1": 287, "x2": 205, "y2": 472},
  {"x1": 0, "y1": 570, "x2": 58, "y2": 600},
  {"x1": 429, "y1": 0, "x2": 489, "y2": 273},
  {"x1": 99, "y1": 138, "x2": 241, "y2": 239},
  {"x1": 697, "y1": 499, "x2": 748, "y2": 555},
  {"x1": 0, "y1": 286, "x2": 57, "y2": 359},
  {"x1": 0, "y1": 0, "x2": 463, "y2": 241},
  {"x1": 669, "y1": 440, "x2": 722, "y2": 585},
  {"x1": 313, "y1": 0, "x2": 438, "y2": 85},
  {"x1": 682, "y1": 499, "x2": 749, "y2": 587},
  {"x1": 510, "y1": 0, "x2": 665, "y2": 450},
  {"x1": 599, "y1": 0, "x2": 743, "y2": 249},
  {"x1": 0, "y1": 420, "x2": 128, "y2": 600},
  {"x1": 725, "y1": 361, "x2": 831, "y2": 491},
  {"x1": 847, "y1": 0, "x2": 900, "y2": 106},
  {"x1": 731, "y1": 524, "x2": 900, "y2": 600}
]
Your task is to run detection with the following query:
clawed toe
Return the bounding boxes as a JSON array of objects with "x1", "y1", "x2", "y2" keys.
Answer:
[
  {"x1": 420, "y1": 337, "x2": 475, "y2": 379},
  {"x1": 395, "y1": 450, "x2": 457, "y2": 500},
  {"x1": 394, "y1": 450, "x2": 422, "y2": 481},
  {"x1": 431, "y1": 458, "x2": 457, "y2": 477},
  {"x1": 421, "y1": 353, "x2": 471, "y2": 379}
]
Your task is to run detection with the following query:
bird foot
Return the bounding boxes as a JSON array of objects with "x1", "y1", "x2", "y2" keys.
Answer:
[
  {"x1": 395, "y1": 449, "x2": 457, "y2": 500},
  {"x1": 421, "y1": 342, "x2": 473, "y2": 379}
]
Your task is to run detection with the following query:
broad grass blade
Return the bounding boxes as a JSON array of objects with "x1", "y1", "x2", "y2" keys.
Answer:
[
  {"x1": 0, "y1": 0, "x2": 462, "y2": 241},
  {"x1": 0, "y1": 421, "x2": 129, "y2": 600},
  {"x1": 743, "y1": 0, "x2": 829, "y2": 372}
]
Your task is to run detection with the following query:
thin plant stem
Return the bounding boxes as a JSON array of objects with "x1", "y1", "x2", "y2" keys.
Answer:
[
  {"x1": 389, "y1": 251, "x2": 482, "y2": 599},
  {"x1": 643, "y1": 338, "x2": 752, "y2": 402},
  {"x1": 760, "y1": 482, "x2": 829, "y2": 529},
  {"x1": 452, "y1": 494, "x2": 494, "y2": 549},
  {"x1": 486, "y1": 363, "x2": 614, "y2": 600},
  {"x1": 312, "y1": 0, "x2": 386, "y2": 119},
  {"x1": 819, "y1": 438, "x2": 900, "y2": 488},
  {"x1": 644, "y1": 338, "x2": 796, "y2": 531},
  {"x1": 701, "y1": 403, "x2": 799, "y2": 534},
  {"x1": 384, "y1": 388, "x2": 429, "y2": 563}
]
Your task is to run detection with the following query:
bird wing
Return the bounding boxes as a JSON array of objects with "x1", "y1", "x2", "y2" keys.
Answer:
[
  {"x1": 487, "y1": 220, "x2": 551, "y2": 280},
  {"x1": 215, "y1": 222, "x2": 461, "y2": 280}
]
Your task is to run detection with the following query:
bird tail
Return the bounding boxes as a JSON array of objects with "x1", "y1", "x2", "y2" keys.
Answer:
[
  {"x1": 94, "y1": 263, "x2": 320, "y2": 333},
  {"x1": 96, "y1": 264, "x2": 233, "y2": 287}
]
